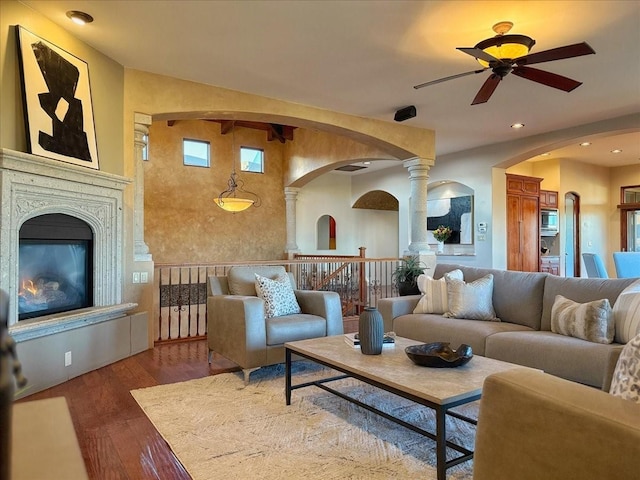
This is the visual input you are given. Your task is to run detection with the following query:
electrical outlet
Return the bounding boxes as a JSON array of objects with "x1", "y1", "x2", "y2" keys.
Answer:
[
  {"x1": 133, "y1": 272, "x2": 140, "y2": 284},
  {"x1": 140, "y1": 272, "x2": 149, "y2": 283},
  {"x1": 64, "y1": 351, "x2": 72, "y2": 367}
]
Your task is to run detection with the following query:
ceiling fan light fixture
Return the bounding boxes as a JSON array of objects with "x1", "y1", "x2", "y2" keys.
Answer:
[{"x1": 474, "y1": 34, "x2": 536, "y2": 67}]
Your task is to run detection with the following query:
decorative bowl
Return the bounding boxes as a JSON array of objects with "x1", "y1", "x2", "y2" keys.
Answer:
[{"x1": 405, "y1": 342, "x2": 473, "y2": 368}]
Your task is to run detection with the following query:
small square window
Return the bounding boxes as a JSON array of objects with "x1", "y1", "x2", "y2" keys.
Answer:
[
  {"x1": 183, "y1": 139, "x2": 210, "y2": 167},
  {"x1": 240, "y1": 147, "x2": 264, "y2": 173}
]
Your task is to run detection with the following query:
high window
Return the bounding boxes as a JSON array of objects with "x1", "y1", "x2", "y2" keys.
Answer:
[
  {"x1": 240, "y1": 147, "x2": 264, "y2": 173},
  {"x1": 183, "y1": 139, "x2": 210, "y2": 167}
]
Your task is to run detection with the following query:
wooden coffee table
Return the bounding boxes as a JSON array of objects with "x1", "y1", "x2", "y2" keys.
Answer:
[{"x1": 285, "y1": 335, "x2": 536, "y2": 480}]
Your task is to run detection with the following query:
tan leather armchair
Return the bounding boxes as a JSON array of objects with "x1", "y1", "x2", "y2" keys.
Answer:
[
  {"x1": 207, "y1": 266, "x2": 343, "y2": 383},
  {"x1": 474, "y1": 369, "x2": 640, "y2": 480}
]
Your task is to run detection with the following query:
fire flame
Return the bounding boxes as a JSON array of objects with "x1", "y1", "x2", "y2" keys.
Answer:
[{"x1": 19, "y1": 279, "x2": 39, "y2": 296}]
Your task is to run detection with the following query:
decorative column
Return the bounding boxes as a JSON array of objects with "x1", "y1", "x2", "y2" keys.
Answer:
[
  {"x1": 284, "y1": 186, "x2": 300, "y2": 259},
  {"x1": 133, "y1": 112, "x2": 152, "y2": 261},
  {"x1": 403, "y1": 157, "x2": 436, "y2": 273}
]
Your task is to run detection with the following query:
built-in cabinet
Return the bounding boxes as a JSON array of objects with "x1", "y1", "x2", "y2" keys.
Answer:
[
  {"x1": 506, "y1": 174, "x2": 542, "y2": 272},
  {"x1": 539, "y1": 190, "x2": 559, "y2": 209}
]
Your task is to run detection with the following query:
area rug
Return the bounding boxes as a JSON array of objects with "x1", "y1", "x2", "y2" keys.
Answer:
[{"x1": 131, "y1": 362, "x2": 476, "y2": 479}]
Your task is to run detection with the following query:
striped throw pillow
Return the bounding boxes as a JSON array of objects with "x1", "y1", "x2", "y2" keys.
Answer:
[
  {"x1": 551, "y1": 295, "x2": 613, "y2": 344},
  {"x1": 413, "y1": 269, "x2": 463, "y2": 314},
  {"x1": 613, "y1": 280, "x2": 640, "y2": 344}
]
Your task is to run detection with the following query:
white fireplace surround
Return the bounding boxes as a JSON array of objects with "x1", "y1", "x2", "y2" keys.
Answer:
[{"x1": 1, "y1": 148, "x2": 136, "y2": 339}]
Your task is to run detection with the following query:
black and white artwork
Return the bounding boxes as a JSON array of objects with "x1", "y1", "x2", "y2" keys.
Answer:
[
  {"x1": 16, "y1": 26, "x2": 99, "y2": 169},
  {"x1": 427, "y1": 195, "x2": 473, "y2": 244}
]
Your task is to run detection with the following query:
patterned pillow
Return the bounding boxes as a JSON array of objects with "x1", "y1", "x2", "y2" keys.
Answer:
[
  {"x1": 551, "y1": 295, "x2": 613, "y2": 344},
  {"x1": 613, "y1": 280, "x2": 640, "y2": 344},
  {"x1": 444, "y1": 274, "x2": 500, "y2": 321},
  {"x1": 413, "y1": 269, "x2": 463, "y2": 314},
  {"x1": 255, "y1": 273, "x2": 301, "y2": 319},
  {"x1": 609, "y1": 332, "x2": 640, "y2": 403}
]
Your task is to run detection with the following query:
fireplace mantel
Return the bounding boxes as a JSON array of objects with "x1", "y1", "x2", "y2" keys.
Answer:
[{"x1": 0, "y1": 148, "x2": 133, "y2": 331}]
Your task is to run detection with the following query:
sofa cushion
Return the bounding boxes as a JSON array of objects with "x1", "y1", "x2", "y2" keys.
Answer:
[
  {"x1": 413, "y1": 269, "x2": 463, "y2": 314},
  {"x1": 551, "y1": 295, "x2": 614, "y2": 344},
  {"x1": 228, "y1": 265, "x2": 293, "y2": 296},
  {"x1": 613, "y1": 280, "x2": 640, "y2": 344},
  {"x1": 485, "y1": 330, "x2": 621, "y2": 388},
  {"x1": 392, "y1": 313, "x2": 532, "y2": 356},
  {"x1": 609, "y1": 332, "x2": 640, "y2": 403},
  {"x1": 255, "y1": 273, "x2": 301, "y2": 318},
  {"x1": 434, "y1": 264, "x2": 546, "y2": 330},
  {"x1": 541, "y1": 276, "x2": 636, "y2": 332},
  {"x1": 444, "y1": 274, "x2": 499, "y2": 321}
]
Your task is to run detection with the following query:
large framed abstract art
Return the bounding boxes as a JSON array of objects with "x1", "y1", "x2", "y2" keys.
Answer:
[{"x1": 16, "y1": 26, "x2": 99, "y2": 169}]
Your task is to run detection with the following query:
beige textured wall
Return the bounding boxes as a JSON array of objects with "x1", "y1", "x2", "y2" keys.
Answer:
[
  {"x1": 124, "y1": 69, "x2": 435, "y2": 186},
  {"x1": 0, "y1": 1, "x2": 124, "y2": 174},
  {"x1": 284, "y1": 128, "x2": 400, "y2": 187},
  {"x1": 147, "y1": 120, "x2": 287, "y2": 263}
]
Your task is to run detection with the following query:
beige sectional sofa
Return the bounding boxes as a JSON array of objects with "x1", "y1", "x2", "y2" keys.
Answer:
[{"x1": 378, "y1": 263, "x2": 637, "y2": 389}]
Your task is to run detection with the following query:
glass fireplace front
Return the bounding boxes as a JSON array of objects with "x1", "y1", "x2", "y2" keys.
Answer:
[{"x1": 18, "y1": 214, "x2": 93, "y2": 321}]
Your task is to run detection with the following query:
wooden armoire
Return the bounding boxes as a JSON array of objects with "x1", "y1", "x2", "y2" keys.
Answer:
[{"x1": 506, "y1": 174, "x2": 542, "y2": 271}]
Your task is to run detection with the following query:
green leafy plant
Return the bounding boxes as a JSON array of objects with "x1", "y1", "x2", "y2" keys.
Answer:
[
  {"x1": 433, "y1": 225, "x2": 452, "y2": 242},
  {"x1": 392, "y1": 255, "x2": 426, "y2": 287}
]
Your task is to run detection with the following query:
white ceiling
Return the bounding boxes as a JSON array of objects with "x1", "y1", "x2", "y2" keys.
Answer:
[{"x1": 23, "y1": 0, "x2": 640, "y2": 168}]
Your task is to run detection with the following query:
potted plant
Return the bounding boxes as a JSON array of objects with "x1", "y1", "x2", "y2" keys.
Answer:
[
  {"x1": 433, "y1": 225, "x2": 452, "y2": 253},
  {"x1": 392, "y1": 255, "x2": 426, "y2": 296}
]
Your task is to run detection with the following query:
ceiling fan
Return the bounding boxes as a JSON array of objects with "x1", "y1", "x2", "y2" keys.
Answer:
[{"x1": 414, "y1": 22, "x2": 595, "y2": 105}]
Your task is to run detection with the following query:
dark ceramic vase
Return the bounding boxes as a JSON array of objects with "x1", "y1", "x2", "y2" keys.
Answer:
[{"x1": 359, "y1": 307, "x2": 384, "y2": 355}]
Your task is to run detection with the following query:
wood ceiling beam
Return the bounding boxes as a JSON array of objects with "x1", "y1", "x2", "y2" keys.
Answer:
[{"x1": 220, "y1": 120, "x2": 234, "y2": 135}]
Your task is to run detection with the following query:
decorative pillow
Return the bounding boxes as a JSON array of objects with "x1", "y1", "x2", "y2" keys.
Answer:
[
  {"x1": 550, "y1": 295, "x2": 613, "y2": 344},
  {"x1": 613, "y1": 280, "x2": 640, "y2": 344},
  {"x1": 609, "y1": 332, "x2": 640, "y2": 403},
  {"x1": 444, "y1": 274, "x2": 500, "y2": 321},
  {"x1": 254, "y1": 273, "x2": 301, "y2": 319},
  {"x1": 413, "y1": 269, "x2": 463, "y2": 314}
]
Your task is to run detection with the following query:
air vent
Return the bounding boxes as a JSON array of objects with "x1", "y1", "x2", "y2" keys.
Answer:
[{"x1": 335, "y1": 165, "x2": 367, "y2": 172}]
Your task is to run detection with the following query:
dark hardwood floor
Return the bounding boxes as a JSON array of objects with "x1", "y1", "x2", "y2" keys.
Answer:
[
  {"x1": 15, "y1": 319, "x2": 358, "y2": 479},
  {"x1": 16, "y1": 339, "x2": 240, "y2": 480}
]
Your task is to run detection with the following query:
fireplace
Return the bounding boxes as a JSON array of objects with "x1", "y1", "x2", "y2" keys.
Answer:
[
  {"x1": 1, "y1": 148, "x2": 135, "y2": 337},
  {"x1": 18, "y1": 214, "x2": 93, "y2": 320}
]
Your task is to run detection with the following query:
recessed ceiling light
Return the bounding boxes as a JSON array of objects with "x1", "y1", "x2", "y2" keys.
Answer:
[
  {"x1": 511, "y1": 123, "x2": 525, "y2": 129},
  {"x1": 579, "y1": 142, "x2": 591, "y2": 147},
  {"x1": 66, "y1": 10, "x2": 94, "y2": 25},
  {"x1": 540, "y1": 153, "x2": 550, "y2": 156},
  {"x1": 611, "y1": 149, "x2": 623, "y2": 154},
  {"x1": 363, "y1": 161, "x2": 371, "y2": 165}
]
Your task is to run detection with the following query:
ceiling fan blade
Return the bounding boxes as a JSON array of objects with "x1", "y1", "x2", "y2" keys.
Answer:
[
  {"x1": 471, "y1": 74, "x2": 501, "y2": 105},
  {"x1": 413, "y1": 68, "x2": 488, "y2": 89},
  {"x1": 457, "y1": 47, "x2": 501, "y2": 65},
  {"x1": 512, "y1": 66, "x2": 582, "y2": 92},
  {"x1": 515, "y1": 42, "x2": 595, "y2": 66}
]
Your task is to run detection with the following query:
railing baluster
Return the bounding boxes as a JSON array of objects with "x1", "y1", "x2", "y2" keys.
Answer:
[{"x1": 154, "y1": 255, "x2": 404, "y2": 344}]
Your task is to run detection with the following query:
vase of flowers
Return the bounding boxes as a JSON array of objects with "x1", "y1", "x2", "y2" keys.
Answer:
[{"x1": 433, "y1": 225, "x2": 452, "y2": 254}]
